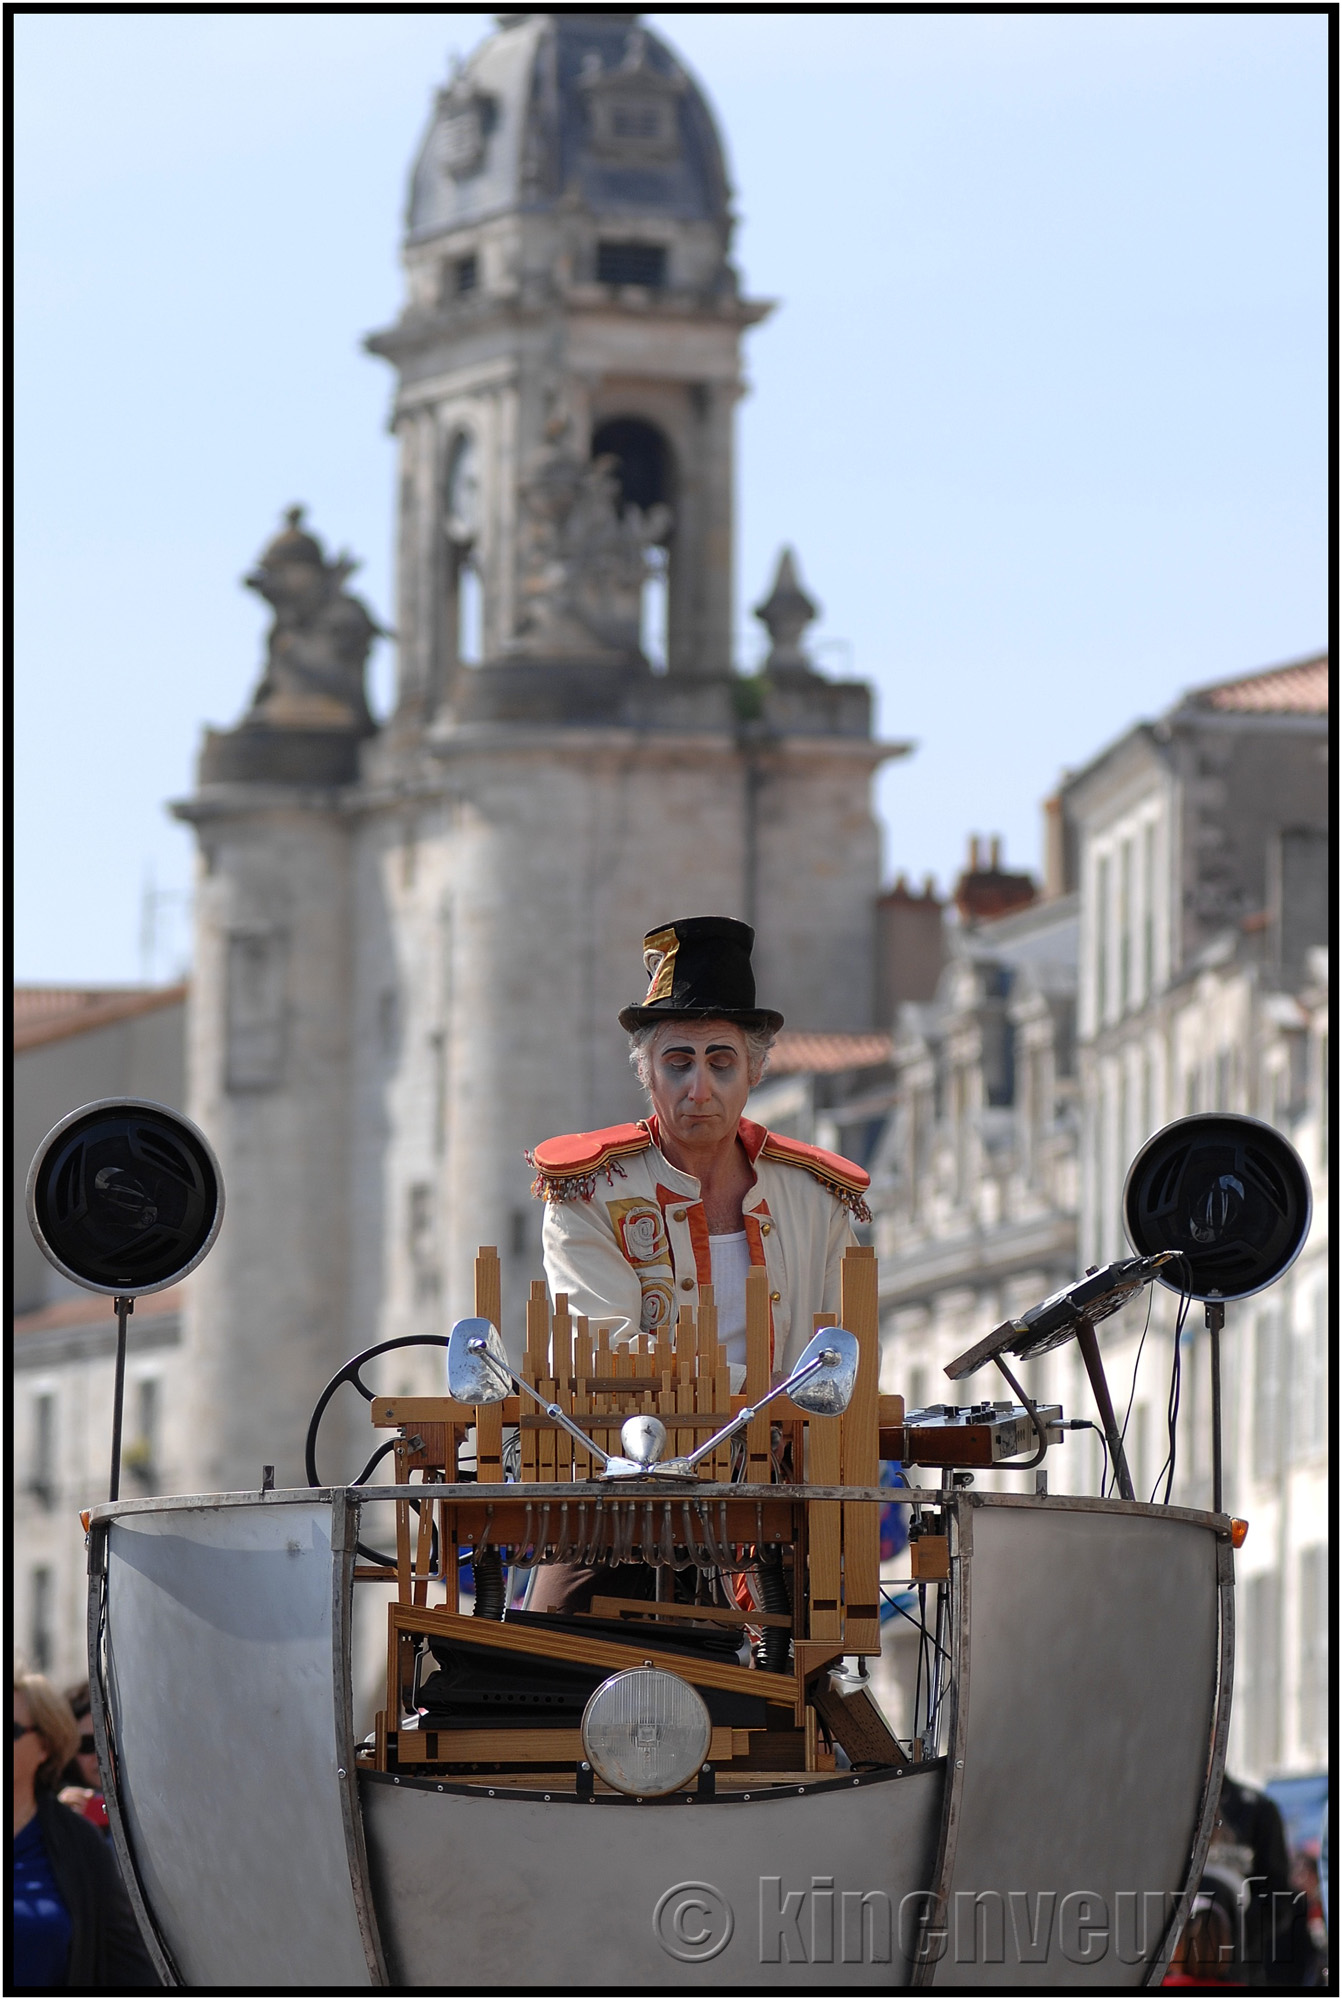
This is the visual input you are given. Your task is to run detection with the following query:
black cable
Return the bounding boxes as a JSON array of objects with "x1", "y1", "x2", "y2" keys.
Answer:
[
  {"x1": 1063, "y1": 1417, "x2": 1109, "y2": 1496},
  {"x1": 1111, "y1": 1280, "x2": 1156, "y2": 1495},
  {"x1": 878, "y1": 1584, "x2": 952, "y2": 1663},
  {"x1": 911, "y1": 1580, "x2": 925, "y2": 1742},
  {"x1": 1151, "y1": 1258, "x2": 1193, "y2": 1505}
]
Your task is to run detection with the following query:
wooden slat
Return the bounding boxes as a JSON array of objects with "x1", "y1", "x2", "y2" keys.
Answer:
[
  {"x1": 697, "y1": 1285, "x2": 725, "y2": 1481},
  {"x1": 793, "y1": 1643, "x2": 845, "y2": 1726},
  {"x1": 595, "y1": 1324, "x2": 611, "y2": 1464},
  {"x1": 390, "y1": 1603, "x2": 799, "y2": 1708},
  {"x1": 586, "y1": 1597, "x2": 790, "y2": 1630},
  {"x1": 539, "y1": 1381, "x2": 557, "y2": 1483},
  {"x1": 474, "y1": 1248, "x2": 504, "y2": 1484},
  {"x1": 551, "y1": 1294, "x2": 573, "y2": 1481},
  {"x1": 522, "y1": 1283, "x2": 547, "y2": 1483},
  {"x1": 809, "y1": 1679, "x2": 909, "y2": 1768},
  {"x1": 807, "y1": 1313, "x2": 843, "y2": 1644},
  {"x1": 393, "y1": 1441, "x2": 413, "y2": 1605},
  {"x1": 674, "y1": 1307, "x2": 695, "y2": 1457},
  {"x1": 714, "y1": 1353, "x2": 731, "y2": 1482},
  {"x1": 371, "y1": 1395, "x2": 514, "y2": 1427},
  {"x1": 440, "y1": 1500, "x2": 458, "y2": 1614},
  {"x1": 840, "y1": 1247, "x2": 882, "y2": 1652},
  {"x1": 745, "y1": 1265, "x2": 771, "y2": 1483},
  {"x1": 393, "y1": 1725, "x2": 742, "y2": 1768},
  {"x1": 572, "y1": 1316, "x2": 592, "y2": 1480},
  {"x1": 525, "y1": 1279, "x2": 549, "y2": 1374}
]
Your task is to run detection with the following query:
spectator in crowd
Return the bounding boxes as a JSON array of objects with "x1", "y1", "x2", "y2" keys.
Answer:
[
  {"x1": 1218, "y1": 1773, "x2": 1318, "y2": 1985},
  {"x1": 57, "y1": 1682, "x2": 109, "y2": 1835},
  {"x1": 13, "y1": 1673, "x2": 158, "y2": 1989},
  {"x1": 1162, "y1": 1876, "x2": 1240, "y2": 1986}
]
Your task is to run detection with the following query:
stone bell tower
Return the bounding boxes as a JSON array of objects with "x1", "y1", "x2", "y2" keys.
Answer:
[
  {"x1": 179, "y1": 13, "x2": 903, "y2": 1489},
  {"x1": 368, "y1": 10, "x2": 761, "y2": 710}
]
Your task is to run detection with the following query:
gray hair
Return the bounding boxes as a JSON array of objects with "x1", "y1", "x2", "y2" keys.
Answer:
[{"x1": 627, "y1": 1019, "x2": 776, "y2": 1096}]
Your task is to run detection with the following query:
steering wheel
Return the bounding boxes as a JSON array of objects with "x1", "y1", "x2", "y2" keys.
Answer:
[{"x1": 305, "y1": 1333, "x2": 451, "y2": 1567}]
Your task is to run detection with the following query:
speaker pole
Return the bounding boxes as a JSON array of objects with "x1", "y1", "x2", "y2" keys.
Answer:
[
  {"x1": 1206, "y1": 1296, "x2": 1224, "y2": 1516},
  {"x1": 1075, "y1": 1313, "x2": 1136, "y2": 1501},
  {"x1": 108, "y1": 1296, "x2": 134, "y2": 1504}
]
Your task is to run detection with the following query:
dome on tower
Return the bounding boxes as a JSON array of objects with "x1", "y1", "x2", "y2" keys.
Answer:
[{"x1": 406, "y1": 13, "x2": 731, "y2": 243}]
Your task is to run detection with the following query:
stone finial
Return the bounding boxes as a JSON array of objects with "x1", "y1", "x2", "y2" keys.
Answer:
[{"x1": 753, "y1": 547, "x2": 819, "y2": 674}]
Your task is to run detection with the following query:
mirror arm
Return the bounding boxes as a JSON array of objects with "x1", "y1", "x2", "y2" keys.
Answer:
[
  {"x1": 468, "y1": 1339, "x2": 611, "y2": 1467},
  {"x1": 679, "y1": 1351, "x2": 828, "y2": 1473}
]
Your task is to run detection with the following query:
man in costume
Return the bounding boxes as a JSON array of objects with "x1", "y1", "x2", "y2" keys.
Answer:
[{"x1": 525, "y1": 916, "x2": 872, "y2": 1612}]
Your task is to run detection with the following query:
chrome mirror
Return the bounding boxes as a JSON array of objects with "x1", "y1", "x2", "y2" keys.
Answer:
[
  {"x1": 447, "y1": 1316, "x2": 613, "y2": 1468},
  {"x1": 785, "y1": 1327, "x2": 859, "y2": 1417},
  {"x1": 447, "y1": 1317, "x2": 510, "y2": 1405}
]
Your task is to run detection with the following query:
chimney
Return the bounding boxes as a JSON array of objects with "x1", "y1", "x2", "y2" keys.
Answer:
[
  {"x1": 954, "y1": 833, "x2": 1038, "y2": 927},
  {"x1": 1042, "y1": 790, "x2": 1078, "y2": 899},
  {"x1": 875, "y1": 875, "x2": 946, "y2": 1020}
]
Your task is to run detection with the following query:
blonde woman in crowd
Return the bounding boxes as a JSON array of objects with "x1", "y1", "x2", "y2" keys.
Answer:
[{"x1": 13, "y1": 1672, "x2": 157, "y2": 1989}]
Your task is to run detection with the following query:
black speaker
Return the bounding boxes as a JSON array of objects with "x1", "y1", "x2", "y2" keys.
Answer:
[
  {"x1": 1122, "y1": 1113, "x2": 1311, "y2": 1303},
  {"x1": 26, "y1": 1099, "x2": 224, "y2": 1297}
]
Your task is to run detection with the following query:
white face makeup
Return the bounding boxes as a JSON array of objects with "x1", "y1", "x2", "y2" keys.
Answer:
[{"x1": 646, "y1": 1019, "x2": 752, "y2": 1150}]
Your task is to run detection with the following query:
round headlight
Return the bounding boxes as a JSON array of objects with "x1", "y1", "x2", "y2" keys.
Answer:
[{"x1": 580, "y1": 1667, "x2": 711, "y2": 1798}]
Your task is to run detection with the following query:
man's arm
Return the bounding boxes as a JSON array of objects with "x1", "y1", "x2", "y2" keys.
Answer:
[{"x1": 540, "y1": 1194, "x2": 644, "y2": 1345}]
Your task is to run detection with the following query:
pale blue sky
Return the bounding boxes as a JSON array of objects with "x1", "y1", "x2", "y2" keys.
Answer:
[{"x1": 15, "y1": 10, "x2": 1328, "y2": 983}]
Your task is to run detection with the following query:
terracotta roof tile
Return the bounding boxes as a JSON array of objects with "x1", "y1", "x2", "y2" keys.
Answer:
[
  {"x1": 13, "y1": 983, "x2": 187, "y2": 1052},
  {"x1": 13, "y1": 1283, "x2": 188, "y2": 1338},
  {"x1": 1185, "y1": 654, "x2": 1329, "y2": 715},
  {"x1": 766, "y1": 1032, "x2": 892, "y2": 1075}
]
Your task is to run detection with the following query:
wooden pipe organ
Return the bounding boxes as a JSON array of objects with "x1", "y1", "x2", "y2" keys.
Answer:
[{"x1": 357, "y1": 1244, "x2": 911, "y2": 1788}]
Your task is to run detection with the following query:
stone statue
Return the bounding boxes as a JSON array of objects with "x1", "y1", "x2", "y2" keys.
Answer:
[
  {"x1": 507, "y1": 420, "x2": 671, "y2": 664},
  {"x1": 243, "y1": 508, "x2": 381, "y2": 732}
]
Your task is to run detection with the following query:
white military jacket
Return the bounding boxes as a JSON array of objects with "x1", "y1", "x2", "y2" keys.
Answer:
[{"x1": 529, "y1": 1116, "x2": 871, "y2": 1376}]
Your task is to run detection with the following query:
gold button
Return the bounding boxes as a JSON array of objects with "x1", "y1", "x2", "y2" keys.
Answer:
[
  {"x1": 770, "y1": 1290, "x2": 781, "y2": 1303},
  {"x1": 760, "y1": 1221, "x2": 772, "y2": 1237},
  {"x1": 681, "y1": 1276, "x2": 695, "y2": 1291},
  {"x1": 672, "y1": 1208, "x2": 687, "y2": 1223}
]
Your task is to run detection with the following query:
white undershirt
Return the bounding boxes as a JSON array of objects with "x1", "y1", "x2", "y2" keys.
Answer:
[{"x1": 709, "y1": 1231, "x2": 751, "y2": 1381}]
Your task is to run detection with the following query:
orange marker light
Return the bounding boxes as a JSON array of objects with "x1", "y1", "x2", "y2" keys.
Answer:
[
  {"x1": 79, "y1": 1510, "x2": 92, "y2": 1534},
  {"x1": 1230, "y1": 1518, "x2": 1249, "y2": 1548}
]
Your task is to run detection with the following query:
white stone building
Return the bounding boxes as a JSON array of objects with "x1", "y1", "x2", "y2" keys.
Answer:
[
  {"x1": 1063, "y1": 654, "x2": 1329, "y2": 1784},
  {"x1": 762, "y1": 656, "x2": 1329, "y2": 1778}
]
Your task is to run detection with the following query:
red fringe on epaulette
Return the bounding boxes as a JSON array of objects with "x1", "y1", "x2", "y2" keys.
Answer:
[{"x1": 525, "y1": 1154, "x2": 628, "y2": 1203}]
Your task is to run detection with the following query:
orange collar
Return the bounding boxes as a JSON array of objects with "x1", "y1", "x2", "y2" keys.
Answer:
[{"x1": 644, "y1": 1113, "x2": 768, "y2": 1168}]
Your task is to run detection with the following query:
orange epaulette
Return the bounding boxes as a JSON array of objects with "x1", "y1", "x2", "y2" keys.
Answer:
[
  {"x1": 526, "y1": 1122, "x2": 652, "y2": 1203},
  {"x1": 757, "y1": 1132, "x2": 873, "y2": 1223}
]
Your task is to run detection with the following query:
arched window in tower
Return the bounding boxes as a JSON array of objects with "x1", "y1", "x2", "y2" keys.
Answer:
[
  {"x1": 591, "y1": 417, "x2": 673, "y2": 670},
  {"x1": 444, "y1": 430, "x2": 483, "y2": 679}
]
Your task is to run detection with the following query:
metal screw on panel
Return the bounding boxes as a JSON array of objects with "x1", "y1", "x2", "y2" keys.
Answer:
[
  {"x1": 336, "y1": 1767, "x2": 347, "y2": 1778},
  {"x1": 956, "y1": 1759, "x2": 964, "y2": 1768}
]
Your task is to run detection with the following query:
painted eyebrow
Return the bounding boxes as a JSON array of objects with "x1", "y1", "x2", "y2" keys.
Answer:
[{"x1": 660, "y1": 1041, "x2": 741, "y2": 1057}]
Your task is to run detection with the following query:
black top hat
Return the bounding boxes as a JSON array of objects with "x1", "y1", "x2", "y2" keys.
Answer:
[{"x1": 618, "y1": 917, "x2": 784, "y2": 1034}]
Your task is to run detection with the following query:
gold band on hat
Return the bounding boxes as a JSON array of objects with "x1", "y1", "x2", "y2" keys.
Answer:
[{"x1": 641, "y1": 925, "x2": 680, "y2": 1004}]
